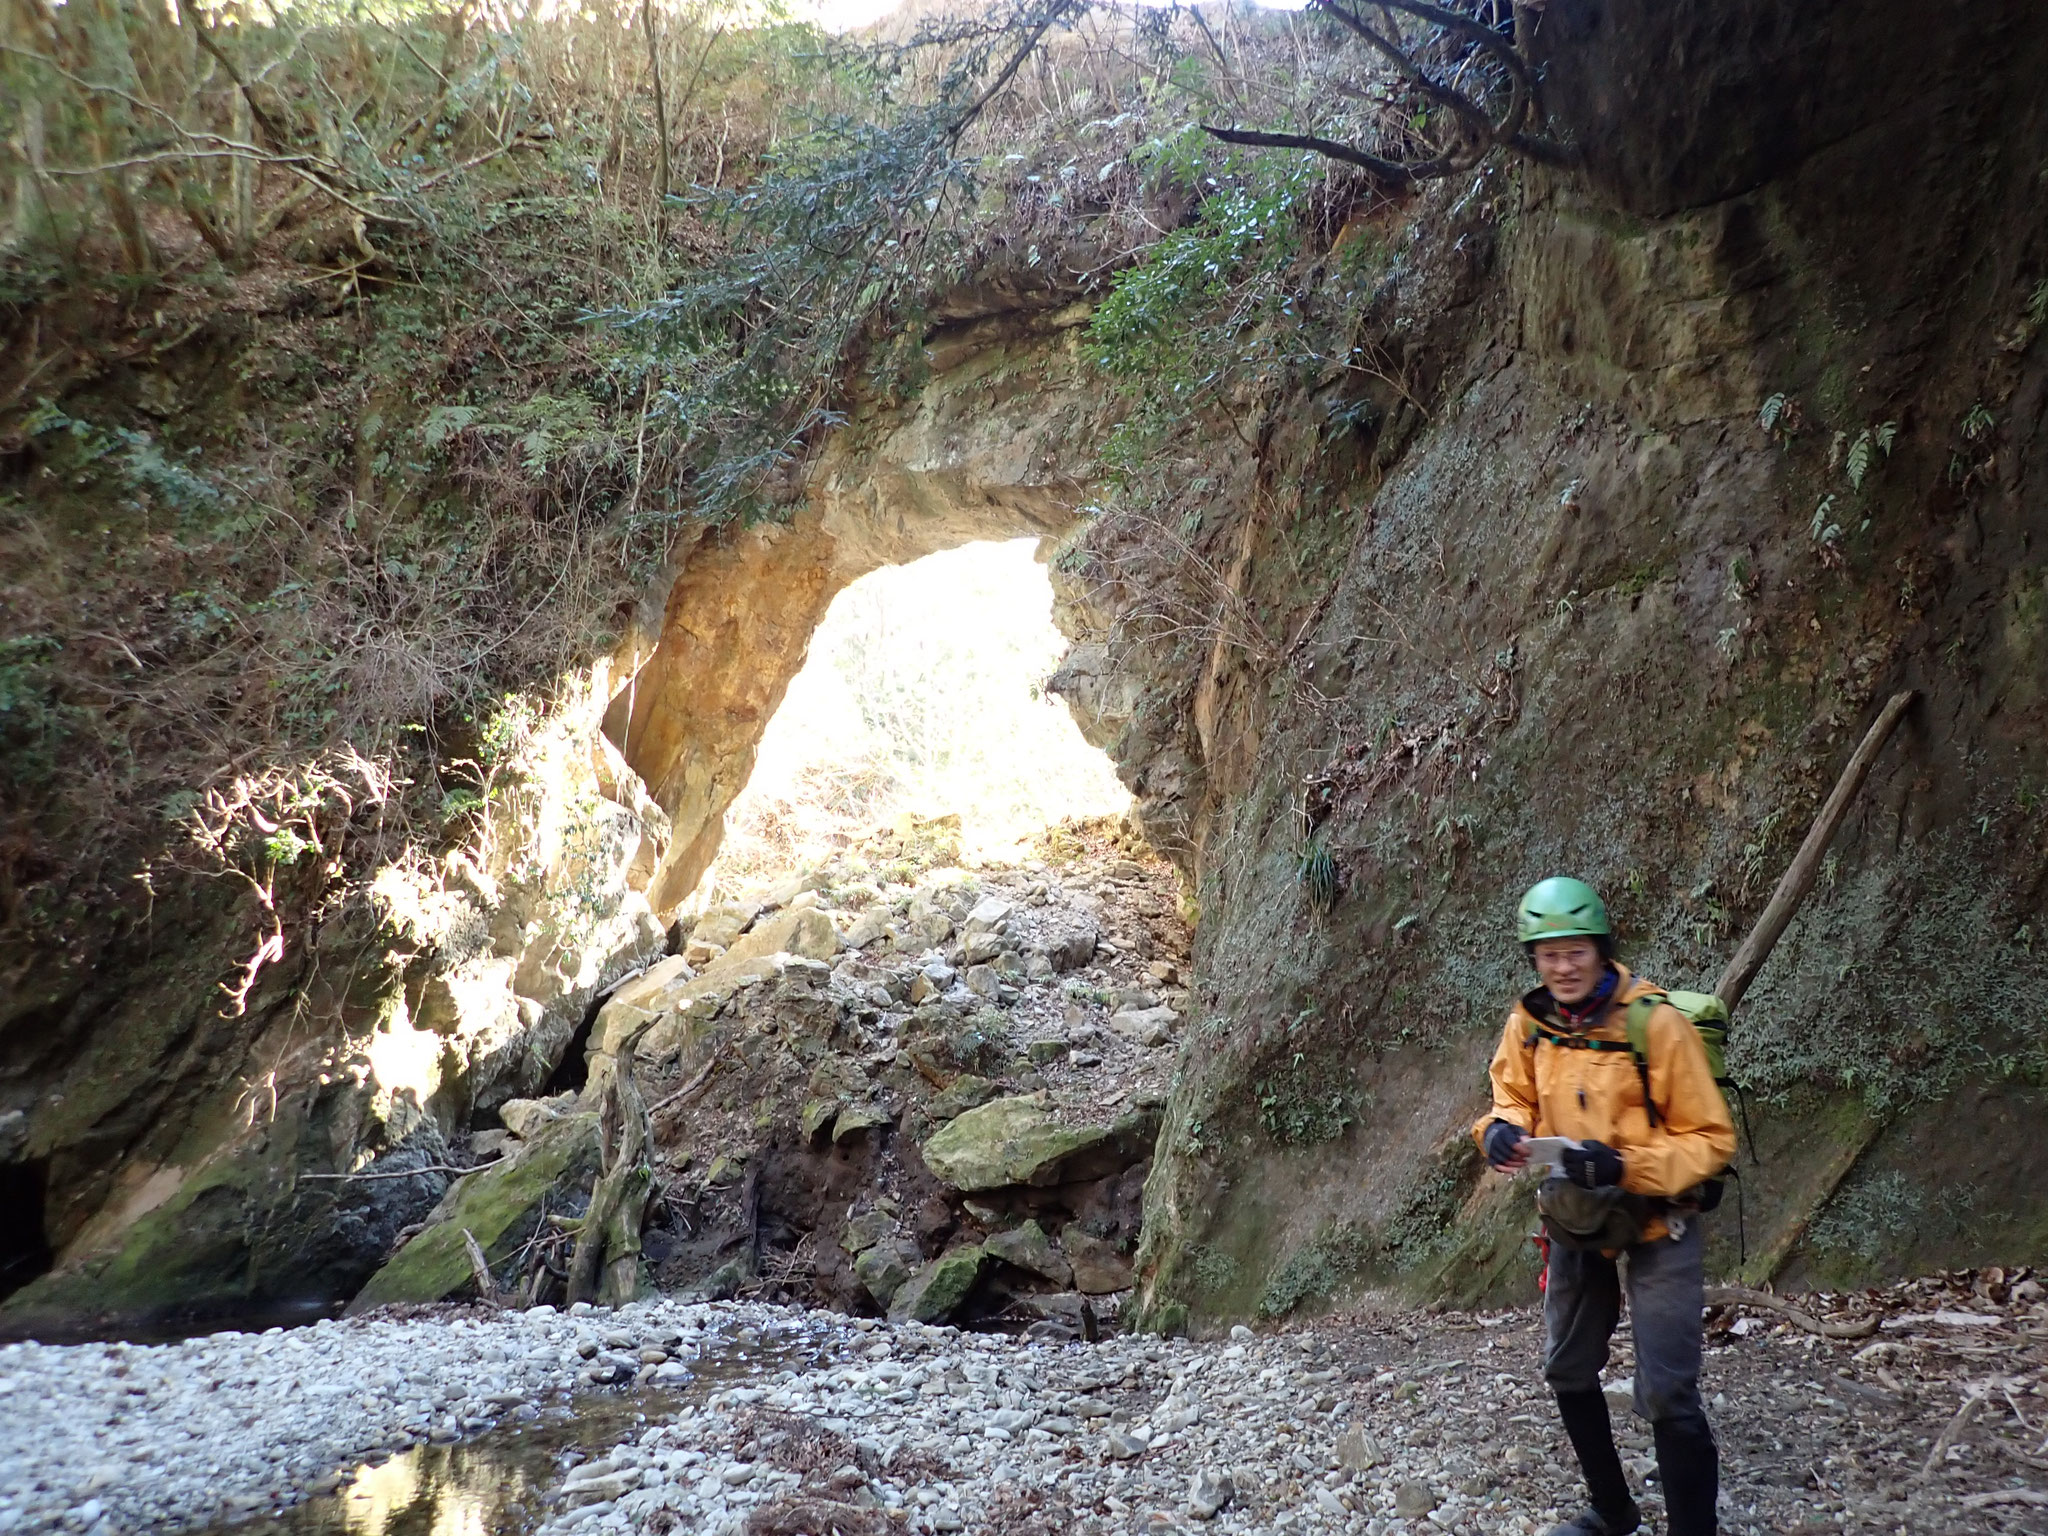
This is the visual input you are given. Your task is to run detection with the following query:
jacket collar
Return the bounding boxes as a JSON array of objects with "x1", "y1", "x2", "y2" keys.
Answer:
[{"x1": 1521, "y1": 963, "x2": 1650, "y2": 1032}]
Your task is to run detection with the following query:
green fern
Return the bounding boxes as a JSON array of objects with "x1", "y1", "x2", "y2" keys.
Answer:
[
  {"x1": 1810, "y1": 494, "x2": 1841, "y2": 543},
  {"x1": 1846, "y1": 430, "x2": 1875, "y2": 490},
  {"x1": 1758, "y1": 392, "x2": 1787, "y2": 433},
  {"x1": 1963, "y1": 402, "x2": 1995, "y2": 441}
]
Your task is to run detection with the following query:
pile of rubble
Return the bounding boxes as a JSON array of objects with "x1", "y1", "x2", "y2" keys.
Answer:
[{"x1": 352, "y1": 816, "x2": 1194, "y2": 1332}]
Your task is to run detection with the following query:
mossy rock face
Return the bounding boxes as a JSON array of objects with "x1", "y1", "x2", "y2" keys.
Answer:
[
  {"x1": 926, "y1": 1074, "x2": 1001, "y2": 1123},
  {"x1": 886, "y1": 1245, "x2": 986, "y2": 1324},
  {"x1": 0, "y1": 1085, "x2": 449, "y2": 1339},
  {"x1": 346, "y1": 1112, "x2": 600, "y2": 1312},
  {"x1": 920, "y1": 1095, "x2": 1155, "y2": 1192}
]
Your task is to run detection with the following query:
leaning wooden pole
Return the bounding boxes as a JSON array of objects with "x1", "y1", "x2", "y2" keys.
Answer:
[{"x1": 1715, "y1": 689, "x2": 1916, "y2": 1012}]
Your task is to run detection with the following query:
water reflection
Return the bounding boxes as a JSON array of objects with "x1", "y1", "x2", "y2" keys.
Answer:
[
  {"x1": 210, "y1": 1325, "x2": 833, "y2": 1536},
  {"x1": 215, "y1": 1395, "x2": 662, "y2": 1536},
  {"x1": 330, "y1": 1444, "x2": 525, "y2": 1536}
]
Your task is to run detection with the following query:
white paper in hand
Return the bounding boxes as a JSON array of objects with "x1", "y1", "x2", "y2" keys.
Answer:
[{"x1": 1520, "y1": 1136, "x2": 1583, "y2": 1175}]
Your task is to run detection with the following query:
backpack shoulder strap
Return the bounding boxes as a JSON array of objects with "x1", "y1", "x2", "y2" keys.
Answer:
[
  {"x1": 1622, "y1": 992, "x2": 1665, "y2": 1127},
  {"x1": 1622, "y1": 992, "x2": 1663, "y2": 1064}
]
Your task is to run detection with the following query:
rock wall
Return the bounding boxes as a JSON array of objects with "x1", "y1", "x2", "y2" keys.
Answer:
[
  {"x1": 1100, "y1": 0, "x2": 2048, "y2": 1326},
  {"x1": 0, "y1": 678, "x2": 671, "y2": 1337}
]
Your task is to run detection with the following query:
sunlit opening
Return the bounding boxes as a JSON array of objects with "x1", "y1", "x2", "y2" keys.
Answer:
[{"x1": 712, "y1": 539, "x2": 1129, "y2": 886}]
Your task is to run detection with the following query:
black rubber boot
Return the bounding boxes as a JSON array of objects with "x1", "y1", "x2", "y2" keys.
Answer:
[
  {"x1": 1653, "y1": 1417, "x2": 1720, "y2": 1536},
  {"x1": 1548, "y1": 1390, "x2": 1641, "y2": 1536},
  {"x1": 1542, "y1": 1512, "x2": 1640, "y2": 1536}
]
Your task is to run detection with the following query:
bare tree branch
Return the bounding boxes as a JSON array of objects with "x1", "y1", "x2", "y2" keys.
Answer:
[
  {"x1": 1200, "y1": 0, "x2": 1566, "y2": 188},
  {"x1": 950, "y1": 0, "x2": 1079, "y2": 143},
  {"x1": 1198, "y1": 124, "x2": 1419, "y2": 187}
]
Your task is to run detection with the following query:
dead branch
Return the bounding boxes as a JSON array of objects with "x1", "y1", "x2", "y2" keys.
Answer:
[
  {"x1": 299, "y1": 1158, "x2": 501, "y2": 1182},
  {"x1": 1201, "y1": 0, "x2": 1563, "y2": 188},
  {"x1": 462, "y1": 1227, "x2": 503, "y2": 1305},
  {"x1": 1963, "y1": 1490, "x2": 2048, "y2": 1510},
  {"x1": 649, "y1": 1045, "x2": 728, "y2": 1117},
  {"x1": 1704, "y1": 1285, "x2": 1880, "y2": 1341},
  {"x1": 1925, "y1": 1388, "x2": 1988, "y2": 1476},
  {"x1": 1715, "y1": 690, "x2": 1916, "y2": 1010}
]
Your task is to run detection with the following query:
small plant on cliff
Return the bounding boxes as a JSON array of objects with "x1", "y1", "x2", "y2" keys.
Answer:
[
  {"x1": 1296, "y1": 835, "x2": 1341, "y2": 912},
  {"x1": 1258, "y1": 1219, "x2": 1373, "y2": 1318},
  {"x1": 1255, "y1": 1051, "x2": 1355, "y2": 1145},
  {"x1": 1844, "y1": 421, "x2": 1898, "y2": 490},
  {"x1": 1086, "y1": 145, "x2": 1313, "y2": 399},
  {"x1": 1756, "y1": 391, "x2": 1808, "y2": 446}
]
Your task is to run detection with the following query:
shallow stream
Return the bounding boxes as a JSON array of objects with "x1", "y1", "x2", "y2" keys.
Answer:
[
  {"x1": 224, "y1": 1392, "x2": 662, "y2": 1536},
  {"x1": 193, "y1": 1328, "x2": 826, "y2": 1536}
]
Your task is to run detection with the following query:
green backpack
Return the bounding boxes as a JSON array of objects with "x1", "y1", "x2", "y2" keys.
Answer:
[{"x1": 1523, "y1": 989, "x2": 1750, "y2": 1155}]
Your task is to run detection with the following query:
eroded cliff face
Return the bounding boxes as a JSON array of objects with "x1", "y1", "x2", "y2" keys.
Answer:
[{"x1": 1095, "y1": 0, "x2": 2048, "y2": 1325}]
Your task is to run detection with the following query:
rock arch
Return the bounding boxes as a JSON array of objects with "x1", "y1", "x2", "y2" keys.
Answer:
[{"x1": 604, "y1": 295, "x2": 1120, "y2": 913}]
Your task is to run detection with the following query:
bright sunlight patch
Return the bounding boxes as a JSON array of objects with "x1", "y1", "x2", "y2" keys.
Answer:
[{"x1": 714, "y1": 539, "x2": 1129, "y2": 882}]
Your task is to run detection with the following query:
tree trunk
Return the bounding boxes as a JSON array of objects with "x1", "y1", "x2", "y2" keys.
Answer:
[{"x1": 566, "y1": 1023, "x2": 656, "y2": 1307}]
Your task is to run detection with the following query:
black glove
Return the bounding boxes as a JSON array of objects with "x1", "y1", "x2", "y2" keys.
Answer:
[
  {"x1": 1483, "y1": 1119, "x2": 1527, "y2": 1170},
  {"x1": 1563, "y1": 1139, "x2": 1624, "y2": 1189}
]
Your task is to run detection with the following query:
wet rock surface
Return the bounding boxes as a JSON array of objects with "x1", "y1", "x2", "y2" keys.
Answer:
[{"x1": 3, "y1": 1270, "x2": 2043, "y2": 1535}]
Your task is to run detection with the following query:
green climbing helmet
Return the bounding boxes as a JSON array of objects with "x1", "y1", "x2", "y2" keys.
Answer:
[{"x1": 1516, "y1": 876, "x2": 1611, "y2": 945}]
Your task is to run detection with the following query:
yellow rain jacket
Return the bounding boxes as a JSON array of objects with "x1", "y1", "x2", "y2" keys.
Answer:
[{"x1": 1472, "y1": 966, "x2": 1736, "y2": 1242}]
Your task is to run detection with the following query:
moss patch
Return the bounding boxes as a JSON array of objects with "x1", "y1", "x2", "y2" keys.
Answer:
[{"x1": 347, "y1": 1113, "x2": 600, "y2": 1311}]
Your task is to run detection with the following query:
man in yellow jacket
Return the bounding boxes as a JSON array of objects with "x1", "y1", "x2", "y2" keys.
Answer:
[{"x1": 1474, "y1": 877, "x2": 1736, "y2": 1536}]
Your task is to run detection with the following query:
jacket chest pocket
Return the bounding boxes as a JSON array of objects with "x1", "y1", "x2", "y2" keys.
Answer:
[{"x1": 1540, "y1": 1044, "x2": 1648, "y2": 1124}]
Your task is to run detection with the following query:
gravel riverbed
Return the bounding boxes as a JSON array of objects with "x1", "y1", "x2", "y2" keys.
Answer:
[{"x1": 3, "y1": 1273, "x2": 2043, "y2": 1536}]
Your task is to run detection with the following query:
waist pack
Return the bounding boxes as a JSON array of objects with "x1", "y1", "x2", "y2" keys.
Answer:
[
  {"x1": 1537, "y1": 1177, "x2": 1651, "y2": 1251},
  {"x1": 1536, "y1": 1176, "x2": 1720, "y2": 1251}
]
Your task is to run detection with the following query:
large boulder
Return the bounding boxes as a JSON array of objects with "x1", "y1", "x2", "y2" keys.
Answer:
[
  {"x1": 886, "y1": 1245, "x2": 986, "y2": 1323},
  {"x1": 984, "y1": 1219, "x2": 1072, "y2": 1286},
  {"x1": 499, "y1": 1093, "x2": 576, "y2": 1140},
  {"x1": 854, "y1": 1242, "x2": 916, "y2": 1308},
  {"x1": 720, "y1": 905, "x2": 839, "y2": 971},
  {"x1": 1062, "y1": 1226, "x2": 1135, "y2": 1294},
  {"x1": 920, "y1": 1095, "x2": 1159, "y2": 1192},
  {"x1": 588, "y1": 907, "x2": 839, "y2": 1067},
  {"x1": 346, "y1": 1111, "x2": 600, "y2": 1312}
]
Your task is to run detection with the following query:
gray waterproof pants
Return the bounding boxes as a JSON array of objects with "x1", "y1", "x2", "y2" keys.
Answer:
[{"x1": 1543, "y1": 1218, "x2": 1710, "y2": 1431}]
